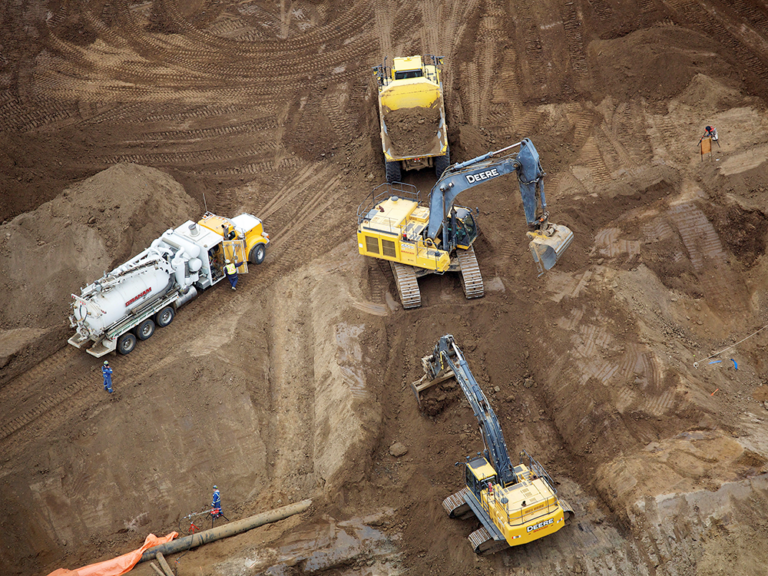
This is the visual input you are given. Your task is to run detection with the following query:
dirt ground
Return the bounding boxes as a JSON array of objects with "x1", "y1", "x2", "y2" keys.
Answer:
[{"x1": 2, "y1": 1, "x2": 768, "y2": 575}]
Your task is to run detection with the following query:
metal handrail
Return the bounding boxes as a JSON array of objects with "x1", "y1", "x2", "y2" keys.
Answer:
[
  {"x1": 490, "y1": 488, "x2": 560, "y2": 527},
  {"x1": 520, "y1": 449, "x2": 558, "y2": 495},
  {"x1": 356, "y1": 182, "x2": 420, "y2": 227}
]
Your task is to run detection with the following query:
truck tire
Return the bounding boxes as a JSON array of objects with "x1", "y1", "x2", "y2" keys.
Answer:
[
  {"x1": 135, "y1": 318, "x2": 155, "y2": 341},
  {"x1": 385, "y1": 161, "x2": 402, "y2": 183},
  {"x1": 435, "y1": 146, "x2": 451, "y2": 178},
  {"x1": 117, "y1": 333, "x2": 137, "y2": 355},
  {"x1": 155, "y1": 306, "x2": 175, "y2": 328},
  {"x1": 249, "y1": 243, "x2": 266, "y2": 265}
]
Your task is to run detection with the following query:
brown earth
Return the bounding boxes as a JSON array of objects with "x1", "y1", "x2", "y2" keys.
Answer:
[
  {"x1": 0, "y1": 164, "x2": 199, "y2": 378},
  {"x1": 3, "y1": 1, "x2": 768, "y2": 576},
  {"x1": 384, "y1": 106, "x2": 442, "y2": 157}
]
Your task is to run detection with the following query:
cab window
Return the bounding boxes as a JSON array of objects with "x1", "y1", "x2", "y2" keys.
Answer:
[
  {"x1": 394, "y1": 70, "x2": 424, "y2": 80},
  {"x1": 462, "y1": 215, "x2": 476, "y2": 237}
]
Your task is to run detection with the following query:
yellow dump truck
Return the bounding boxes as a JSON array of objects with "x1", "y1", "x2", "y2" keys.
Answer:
[{"x1": 373, "y1": 55, "x2": 449, "y2": 182}]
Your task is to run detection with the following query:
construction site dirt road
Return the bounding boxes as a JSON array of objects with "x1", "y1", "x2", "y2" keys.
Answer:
[{"x1": 2, "y1": 1, "x2": 768, "y2": 575}]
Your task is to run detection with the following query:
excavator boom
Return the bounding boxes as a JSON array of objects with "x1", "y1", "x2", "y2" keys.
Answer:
[
  {"x1": 426, "y1": 138, "x2": 573, "y2": 274},
  {"x1": 416, "y1": 335, "x2": 574, "y2": 554},
  {"x1": 424, "y1": 335, "x2": 516, "y2": 485}
]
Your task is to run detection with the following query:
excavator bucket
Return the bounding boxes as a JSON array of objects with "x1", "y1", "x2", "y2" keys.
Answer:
[{"x1": 527, "y1": 223, "x2": 574, "y2": 276}]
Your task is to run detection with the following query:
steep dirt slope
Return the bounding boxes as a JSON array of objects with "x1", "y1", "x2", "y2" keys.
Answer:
[{"x1": 0, "y1": 164, "x2": 200, "y2": 379}]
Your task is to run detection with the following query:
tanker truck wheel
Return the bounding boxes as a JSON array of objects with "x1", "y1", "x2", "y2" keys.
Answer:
[
  {"x1": 117, "y1": 333, "x2": 137, "y2": 355},
  {"x1": 249, "y1": 243, "x2": 266, "y2": 265},
  {"x1": 135, "y1": 319, "x2": 155, "y2": 341},
  {"x1": 155, "y1": 306, "x2": 175, "y2": 328}
]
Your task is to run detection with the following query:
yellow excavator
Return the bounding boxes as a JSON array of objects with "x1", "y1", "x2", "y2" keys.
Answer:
[
  {"x1": 415, "y1": 335, "x2": 574, "y2": 554},
  {"x1": 356, "y1": 139, "x2": 573, "y2": 308}
]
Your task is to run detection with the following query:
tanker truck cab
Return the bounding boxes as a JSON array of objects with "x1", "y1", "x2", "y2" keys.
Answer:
[
  {"x1": 68, "y1": 211, "x2": 269, "y2": 358},
  {"x1": 198, "y1": 212, "x2": 270, "y2": 268}
]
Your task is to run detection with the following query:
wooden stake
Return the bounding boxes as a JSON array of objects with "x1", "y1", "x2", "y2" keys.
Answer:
[
  {"x1": 156, "y1": 552, "x2": 175, "y2": 576},
  {"x1": 149, "y1": 562, "x2": 166, "y2": 576}
]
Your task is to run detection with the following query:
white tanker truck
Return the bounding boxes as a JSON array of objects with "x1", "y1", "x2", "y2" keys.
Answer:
[{"x1": 68, "y1": 212, "x2": 269, "y2": 357}]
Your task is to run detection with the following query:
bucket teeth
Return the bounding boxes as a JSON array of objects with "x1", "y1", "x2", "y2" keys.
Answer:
[{"x1": 528, "y1": 223, "x2": 574, "y2": 275}]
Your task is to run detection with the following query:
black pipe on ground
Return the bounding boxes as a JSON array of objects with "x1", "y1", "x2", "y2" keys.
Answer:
[{"x1": 138, "y1": 499, "x2": 312, "y2": 562}]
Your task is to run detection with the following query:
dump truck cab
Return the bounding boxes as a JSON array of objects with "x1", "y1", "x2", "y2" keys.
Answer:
[{"x1": 391, "y1": 56, "x2": 429, "y2": 80}]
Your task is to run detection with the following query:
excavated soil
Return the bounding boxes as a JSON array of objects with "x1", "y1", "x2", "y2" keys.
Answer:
[
  {"x1": 384, "y1": 106, "x2": 442, "y2": 157},
  {"x1": 0, "y1": 164, "x2": 199, "y2": 378},
  {"x1": 4, "y1": 1, "x2": 768, "y2": 576}
]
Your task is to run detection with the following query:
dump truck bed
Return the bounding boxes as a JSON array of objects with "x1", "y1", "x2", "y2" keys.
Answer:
[{"x1": 378, "y1": 74, "x2": 447, "y2": 161}]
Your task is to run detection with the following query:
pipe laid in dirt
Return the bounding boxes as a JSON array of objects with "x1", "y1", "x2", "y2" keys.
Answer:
[{"x1": 138, "y1": 499, "x2": 312, "y2": 563}]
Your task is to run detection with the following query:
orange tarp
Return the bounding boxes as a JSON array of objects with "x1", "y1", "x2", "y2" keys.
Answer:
[{"x1": 47, "y1": 532, "x2": 177, "y2": 576}]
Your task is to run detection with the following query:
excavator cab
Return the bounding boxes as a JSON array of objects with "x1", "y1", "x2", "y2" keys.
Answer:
[
  {"x1": 466, "y1": 458, "x2": 498, "y2": 500},
  {"x1": 453, "y1": 207, "x2": 478, "y2": 250}
]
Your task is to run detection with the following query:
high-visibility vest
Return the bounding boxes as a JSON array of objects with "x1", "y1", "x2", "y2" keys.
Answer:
[{"x1": 225, "y1": 263, "x2": 236, "y2": 275}]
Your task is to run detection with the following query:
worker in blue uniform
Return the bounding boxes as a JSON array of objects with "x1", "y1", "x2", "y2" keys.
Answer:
[
  {"x1": 102, "y1": 361, "x2": 113, "y2": 393},
  {"x1": 211, "y1": 485, "x2": 229, "y2": 525},
  {"x1": 211, "y1": 485, "x2": 221, "y2": 517}
]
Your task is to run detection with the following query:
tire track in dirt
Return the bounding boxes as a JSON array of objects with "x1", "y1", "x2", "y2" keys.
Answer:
[
  {"x1": 0, "y1": 159, "x2": 353, "y2": 460},
  {"x1": 561, "y1": 0, "x2": 590, "y2": 90},
  {"x1": 661, "y1": 0, "x2": 768, "y2": 88},
  {"x1": 670, "y1": 202, "x2": 743, "y2": 314}
]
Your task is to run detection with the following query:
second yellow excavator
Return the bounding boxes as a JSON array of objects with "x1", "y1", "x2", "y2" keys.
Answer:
[{"x1": 415, "y1": 335, "x2": 574, "y2": 554}]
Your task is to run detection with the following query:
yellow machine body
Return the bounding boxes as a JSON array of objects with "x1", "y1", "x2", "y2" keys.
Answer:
[
  {"x1": 199, "y1": 212, "x2": 269, "y2": 271},
  {"x1": 357, "y1": 195, "x2": 451, "y2": 272},
  {"x1": 467, "y1": 458, "x2": 567, "y2": 546},
  {"x1": 376, "y1": 55, "x2": 447, "y2": 163}
]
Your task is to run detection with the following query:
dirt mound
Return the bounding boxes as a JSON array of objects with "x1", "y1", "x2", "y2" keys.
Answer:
[
  {"x1": 385, "y1": 106, "x2": 442, "y2": 157},
  {"x1": 591, "y1": 27, "x2": 740, "y2": 104},
  {"x1": 0, "y1": 242, "x2": 383, "y2": 575},
  {"x1": 702, "y1": 202, "x2": 768, "y2": 267},
  {"x1": 0, "y1": 164, "x2": 198, "y2": 380}
]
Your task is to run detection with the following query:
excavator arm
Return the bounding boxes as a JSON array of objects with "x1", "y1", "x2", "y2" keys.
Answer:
[
  {"x1": 426, "y1": 138, "x2": 544, "y2": 245},
  {"x1": 426, "y1": 138, "x2": 573, "y2": 275},
  {"x1": 424, "y1": 335, "x2": 517, "y2": 486}
]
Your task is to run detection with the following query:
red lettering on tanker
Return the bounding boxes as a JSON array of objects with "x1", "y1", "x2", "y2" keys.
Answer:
[{"x1": 125, "y1": 287, "x2": 152, "y2": 307}]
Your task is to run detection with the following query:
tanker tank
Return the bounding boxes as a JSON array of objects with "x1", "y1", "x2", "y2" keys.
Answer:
[{"x1": 70, "y1": 230, "x2": 201, "y2": 340}]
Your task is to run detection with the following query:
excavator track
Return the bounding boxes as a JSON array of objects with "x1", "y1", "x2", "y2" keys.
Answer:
[
  {"x1": 456, "y1": 246, "x2": 484, "y2": 299},
  {"x1": 442, "y1": 487, "x2": 474, "y2": 520},
  {"x1": 390, "y1": 262, "x2": 421, "y2": 309},
  {"x1": 468, "y1": 526, "x2": 510, "y2": 556}
]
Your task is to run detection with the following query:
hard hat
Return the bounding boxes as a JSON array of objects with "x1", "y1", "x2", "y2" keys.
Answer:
[
  {"x1": 225, "y1": 259, "x2": 231, "y2": 264},
  {"x1": 213, "y1": 485, "x2": 218, "y2": 489},
  {"x1": 706, "y1": 125, "x2": 712, "y2": 131},
  {"x1": 103, "y1": 360, "x2": 109, "y2": 365}
]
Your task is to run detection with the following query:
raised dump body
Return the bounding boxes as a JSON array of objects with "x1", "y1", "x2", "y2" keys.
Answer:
[{"x1": 374, "y1": 55, "x2": 449, "y2": 182}]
